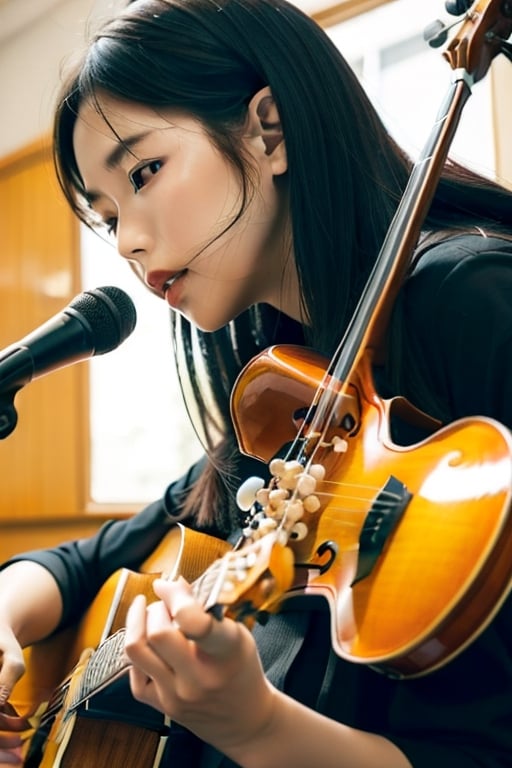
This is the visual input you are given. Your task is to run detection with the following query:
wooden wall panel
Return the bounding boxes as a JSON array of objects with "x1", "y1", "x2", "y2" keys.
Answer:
[{"x1": 0, "y1": 139, "x2": 105, "y2": 561}]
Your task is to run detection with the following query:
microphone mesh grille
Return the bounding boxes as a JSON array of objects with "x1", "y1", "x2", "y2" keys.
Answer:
[{"x1": 69, "y1": 286, "x2": 137, "y2": 354}]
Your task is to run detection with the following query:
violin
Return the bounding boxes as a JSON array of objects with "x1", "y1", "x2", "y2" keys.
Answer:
[{"x1": 226, "y1": 0, "x2": 512, "y2": 679}]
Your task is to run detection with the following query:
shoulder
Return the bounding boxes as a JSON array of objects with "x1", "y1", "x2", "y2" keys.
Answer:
[
  {"x1": 406, "y1": 233, "x2": 512, "y2": 325},
  {"x1": 411, "y1": 232, "x2": 512, "y2": 276},
  {"x1": 411, "y1": 232, "x2": 512, "y2": 278},
  {"x1": 398, "y1": 233, "x2": 512, "y2": 426}
]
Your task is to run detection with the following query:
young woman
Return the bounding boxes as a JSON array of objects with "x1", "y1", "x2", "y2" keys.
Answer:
[{"x1": 0, "y1": 1, "x2": 511, "y2": 766}]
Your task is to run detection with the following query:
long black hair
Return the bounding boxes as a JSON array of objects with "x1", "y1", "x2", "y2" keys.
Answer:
[{"x1": 53, "y1": 0, "x2": 512, "y2": 531}]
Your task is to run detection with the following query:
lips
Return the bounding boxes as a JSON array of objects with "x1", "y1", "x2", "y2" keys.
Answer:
[
  {"x1": 164, "y1": 271, "x2": 186, "y2": 291},
  {"x1": 164, "y1": 271, "x2": 186, "y2": 309},
  {"x1": 146, "y1": 269, "x2": 185, "y2": 297}
]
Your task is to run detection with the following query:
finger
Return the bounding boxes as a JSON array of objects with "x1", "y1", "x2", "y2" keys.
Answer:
[
  {"x1": 0, "y1": 656, "x2": 25, "y2": 705},
  {"x1": 125, "y1": 594, "x2": 177, "y2": 677},
  {"x1": 124, "y1": 595, "x2": 178, "y2": 711},
  {"x1": 0, "y1": 702, "x2": 30, "y2": 733},
  {"x1": 153, "y1": 578, "x2": 213, "y2": 641},
  {"x1": 153, "y1": 578, "x2": 241, "y2": 659},
  {"x1": 0, "y1": 734, "x2": 23, "y2": 749},
  {"x1": 124, "y1": 593, "x2": 148, "y2": 644},
  {"x1": 0, "y1": 712, "x2": 28, "y2": 732},
  {"x1": 0, "y1": 746, "x2": 23, "y2": 766},
  {"x1": 127, "y1": 663, "x2": 155, "y2": 705}
]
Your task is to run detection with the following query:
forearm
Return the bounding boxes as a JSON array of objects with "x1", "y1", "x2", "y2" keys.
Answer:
[
  {"x1": 225, "y1": 686, "x2": 412, "y2": 768},
  {"x1": 0, "y1": 561, "x2": 63, "y2": 647}
]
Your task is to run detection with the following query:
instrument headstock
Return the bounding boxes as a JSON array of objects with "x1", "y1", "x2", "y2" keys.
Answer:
[{"x1": 443, "y1": 0, "x2": 512, "y2": 82}]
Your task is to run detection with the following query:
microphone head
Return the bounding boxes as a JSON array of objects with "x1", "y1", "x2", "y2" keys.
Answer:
[{"x1": 69, "y1": 286, "x2": 137, "y2": 354}]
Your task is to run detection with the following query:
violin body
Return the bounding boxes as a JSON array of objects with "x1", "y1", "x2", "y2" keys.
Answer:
[{"x1": 231, "y1": 344, "x2": 512, "y2": 677}]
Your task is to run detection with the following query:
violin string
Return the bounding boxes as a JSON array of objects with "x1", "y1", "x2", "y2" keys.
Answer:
[
  {"x1": 316, "y1": 489, "x2": 401, "y2": 505},
  {"x1": 320, "y1": 478, "x2": 401, "y2": 495},
  {"x1": 267, "y1": 477, "x2": 403, "y2": 537},
  {"x1": 278, "y1": 347, "x2": 353, "y2": 470}
]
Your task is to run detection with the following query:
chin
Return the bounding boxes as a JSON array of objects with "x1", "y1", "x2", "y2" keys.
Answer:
[
  {"x1": 186, "y1": 306, "x2": 251, "y2": 333},
  {"x1": 180, "y1": 312, "x2": 232, "y2": 333}
]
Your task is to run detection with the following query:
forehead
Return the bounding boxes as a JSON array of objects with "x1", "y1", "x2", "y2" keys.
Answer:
[{"x1": 73, "y1": 96, "x2": 170, "y2": 155}]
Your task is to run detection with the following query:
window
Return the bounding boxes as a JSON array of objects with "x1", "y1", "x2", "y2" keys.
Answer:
[
  {"x1": 81, "y1": 227, "x2": 202, "y2": 504},
  {"x1": 325, "y1": 0, "x2": 495, "y2": 177}
]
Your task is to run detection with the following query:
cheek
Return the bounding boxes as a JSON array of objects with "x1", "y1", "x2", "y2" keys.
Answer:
[{"x1": 161, "y1": 145, "x2": 243, "y2": 252}]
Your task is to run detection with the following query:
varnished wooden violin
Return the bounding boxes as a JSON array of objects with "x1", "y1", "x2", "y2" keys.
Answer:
[{"x1": 229, "y1": 0, "x2": 512, "y2": 678}]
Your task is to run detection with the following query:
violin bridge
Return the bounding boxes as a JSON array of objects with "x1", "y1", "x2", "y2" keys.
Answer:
[{"x1": 352, "y1": 475, "x2": 412, "y2": 585}]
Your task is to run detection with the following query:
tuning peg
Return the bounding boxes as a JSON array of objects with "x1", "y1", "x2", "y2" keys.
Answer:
[
  {"x1": 423, "y1": 13, "x2": 468, "y2": 49},
  {"x1": 445, "y1": 0, "x2": 473, "y2": 16},
  {"x1": 236, "y1": 475, "x2": 265, "y2": 511},
  {"x1": 424, "y1": 18, "x2": 449, "y2": 47},
  {"x1": 483, "y1": 29, "x2": 512, "y2": 64}
]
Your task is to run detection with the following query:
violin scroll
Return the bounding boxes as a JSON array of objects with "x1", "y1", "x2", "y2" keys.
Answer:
[{"x1": 442, "y1": 0, "x2": 512, "y2": 82}]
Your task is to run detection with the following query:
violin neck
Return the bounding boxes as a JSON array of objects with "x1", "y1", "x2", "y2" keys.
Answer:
[{"x1": 330, "y1": 76, "x2": 471, "y2": 385}]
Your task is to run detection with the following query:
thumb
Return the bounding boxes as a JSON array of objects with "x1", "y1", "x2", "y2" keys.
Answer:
[{"x1": 0, "y1": 645, "x2": 25, "y2": 707}]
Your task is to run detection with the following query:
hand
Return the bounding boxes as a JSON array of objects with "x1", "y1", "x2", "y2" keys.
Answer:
[
  {"x1": 0, "y1": 742, "x2": 23, "y2": 768},
  {"x1": 124, "y1": 576, "x2": 277, "y2": 755},
  {"x1": 0, "y1": 624, "x2": 28, "y2": 767},
  {"x1": 0, "y1": 624, "x2": 25, "y2": 704},
  {"x1": 0, "y1": 704, "x2": 27, "y2": 767}
]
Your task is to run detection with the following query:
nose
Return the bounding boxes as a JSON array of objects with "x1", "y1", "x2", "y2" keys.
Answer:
[{"x1": 116, "y1": 212, "x2": 154, "y2": 264}]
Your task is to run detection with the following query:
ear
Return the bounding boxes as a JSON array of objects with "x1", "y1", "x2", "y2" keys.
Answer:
[{"x1": 246, "y1": 86, "x2": 287, "y2": 176}]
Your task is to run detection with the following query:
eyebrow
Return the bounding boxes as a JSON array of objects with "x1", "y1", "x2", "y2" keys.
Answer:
[{"x1": 105, "y1": 131, "x2": 151, "y2": 169}]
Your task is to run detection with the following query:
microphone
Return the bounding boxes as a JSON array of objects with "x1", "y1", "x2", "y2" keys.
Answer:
[{"x1": 0, "y1": 286, "x2": 137, "y2": 437}]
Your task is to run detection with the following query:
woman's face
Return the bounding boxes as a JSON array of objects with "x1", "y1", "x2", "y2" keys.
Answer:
[{"x1": 73, "y1": 94, "x2": 299, "y2": 330}]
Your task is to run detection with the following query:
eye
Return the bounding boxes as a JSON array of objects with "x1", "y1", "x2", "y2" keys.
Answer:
[
  {"x1": 88, "y1": 207, "x2": 118, "y2": 240},
  {"x1": 105, "y1": 217, "x2": 118, "y2": 236},
  {"x1": 129, "y1": 159, "x2": 163, "y2": 193}
]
